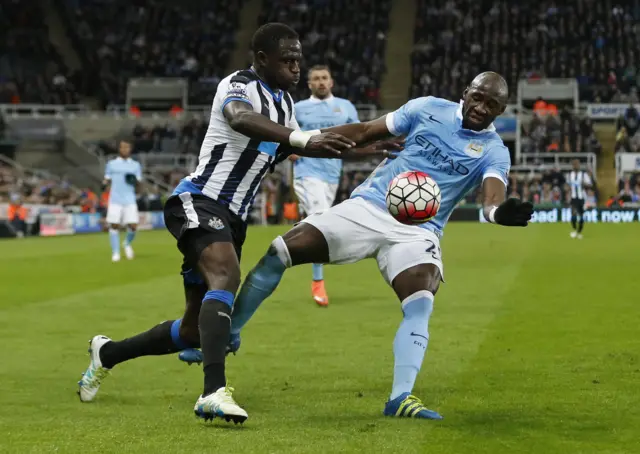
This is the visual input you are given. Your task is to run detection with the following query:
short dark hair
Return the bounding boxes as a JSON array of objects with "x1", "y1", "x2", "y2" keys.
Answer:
[
  {"x1": 251, "y1": 23, "x2": 299, "y2": 55},
  {"x1": 308, "y1": 65, "x2": 331, "y2": 78}
]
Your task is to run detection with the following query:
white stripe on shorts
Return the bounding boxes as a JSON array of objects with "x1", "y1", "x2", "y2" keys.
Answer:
[{"x1": 178, "y1": 192, "x2": 200, "y2": 229}]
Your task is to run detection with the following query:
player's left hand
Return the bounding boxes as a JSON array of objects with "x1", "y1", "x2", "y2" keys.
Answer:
[{"x1": 494, "y1": 198, "x2": 534, "y2": 227}]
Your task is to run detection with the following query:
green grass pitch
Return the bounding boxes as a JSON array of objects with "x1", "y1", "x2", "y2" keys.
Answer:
[{"x1": 1, "y1": 223, "x2": 639, "y2": 453}]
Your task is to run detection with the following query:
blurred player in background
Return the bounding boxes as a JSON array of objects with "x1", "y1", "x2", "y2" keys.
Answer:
[
  {"x1": 229, "y1": 72, "x2": 533, "y2": 420},
  {"x1": 103, "y1": 139, "x2": 142, "y2": 262},
  {"x1": 291, "y1": 65, "x2": 360, "y2": 306},
  {"x1": 77, "y1": 23, "x2": 394, "y2": 424},
  {"x1": 568, "y1": 159, "x2": 592, "y2": 239}
]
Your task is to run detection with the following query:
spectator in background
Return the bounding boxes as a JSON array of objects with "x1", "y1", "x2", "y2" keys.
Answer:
[
  {"x1": 584, "y1": 188, "x2": 597, "y2": 208},
  {"x1": 615, "y1": 126, "x2": 634, "y2": 152},
  {"x1": 620, "y1": 104, "x2": 640, "y2": 138},
  {"x1": 8, "y1": 195, "x2": 28, "y2": 238}
]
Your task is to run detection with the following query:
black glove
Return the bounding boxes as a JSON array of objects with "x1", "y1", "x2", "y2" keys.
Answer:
[
  {"x1": 124, "y1": 173, "x2": 137, "y2": 186},
  {"x1": 494, "y1": 198, "x2": 534, "y2": 227}
]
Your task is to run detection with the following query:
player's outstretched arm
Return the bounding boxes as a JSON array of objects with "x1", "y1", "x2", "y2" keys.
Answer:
[
  {"x1": 275, "y1": 138, "x2": 401, "y2": 165},
  {"x1": 482, "y1": 177, "x2": 533, "y2": 227},
  {"x1": 223, "y1": 101, "x2": 355, "y2": 155},
  {"x1": 321, "y1": 116, "x2": 393, "y2": 145}
]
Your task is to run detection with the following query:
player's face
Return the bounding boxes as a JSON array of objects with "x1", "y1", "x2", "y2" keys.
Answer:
[
  {"x1": 308, "y1": 69, "x2": 333, "y2": 98},
  {"x1": 119, "y1": 141, "x2": 132, "y2": 158},
  {"x1": 462, "y1": 87, "x2": 506, "y2": 130},
  {"x1": 572, "y1": 160, "x2": 580, "y2": 170},
  {"x1": 265, "y1": 39, "x2": 302, "y2": 91}
]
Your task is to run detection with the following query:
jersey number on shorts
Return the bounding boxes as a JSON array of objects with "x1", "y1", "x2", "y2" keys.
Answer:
[{"x1": 425, "y1": 240, "x2": 442, "y2": 261}]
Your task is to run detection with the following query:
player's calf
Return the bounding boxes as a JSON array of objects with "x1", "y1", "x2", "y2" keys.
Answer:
[
  {"x1": 230, "y1": 236, "x2": 292, "y2": 339},
  {"x1": 385, "y1": 264, "x2": 442, "y2": 418}
]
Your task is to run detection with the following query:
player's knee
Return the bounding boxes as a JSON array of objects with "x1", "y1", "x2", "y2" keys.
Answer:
[
  {"x1": 393, "y1": 265, "x2": 441, "y2": 299},
  {"x1": 110, "y1": 224, "x2": 121, "y2": 230},
  {"x1": 198, "y1": 248, "x2": 242, "y2": 292},
  {"x1": 128, "y1": 224, "x2": 137, "y2": 231}
]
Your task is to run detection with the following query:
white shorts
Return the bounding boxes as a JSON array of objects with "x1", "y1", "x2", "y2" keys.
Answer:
[
  {"x1": 301, "y1": 197, "x2": 444, "y2": 284},
  {"x1": 294, "y1": 177, "x2": 338, "y2": 216},
  {"x1": 106, "y1": 203, "x2": 139, "y2": 225}
]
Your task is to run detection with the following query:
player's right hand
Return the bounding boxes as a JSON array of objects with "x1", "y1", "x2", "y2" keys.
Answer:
[{"x1": 305, "y1": 132, "x2": 355, "y2": 156}]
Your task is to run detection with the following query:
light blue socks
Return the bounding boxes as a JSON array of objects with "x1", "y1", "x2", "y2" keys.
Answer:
[
  {"x1": 390, "y1": 290, "x2": 434, "y2": 400},
  {"x1": 231, "y1": 237, "x2": 290, "y2": 334},
  {"x1": 125, "y1": 227, "x2": 136, "y2": 246},
  {"x1": 109, "y1": 228, "x2": 120, "y2": 255},
  {"x1": 312, "y1": 263, "x2": 324, "y2": 281}
]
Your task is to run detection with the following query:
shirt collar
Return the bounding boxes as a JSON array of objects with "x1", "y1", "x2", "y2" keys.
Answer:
[
  {"x1": 309, "y1": 94, "x2": 334, "y2": 103},
  {"x1": 456, "y1": 100, "x2": 496, "y2": 133}
]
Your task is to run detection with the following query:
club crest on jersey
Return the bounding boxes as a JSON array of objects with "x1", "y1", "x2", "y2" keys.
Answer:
[
  {"x1": 208, "y1": 217, "x2": 224, "y2": 230},
  {"x1": 464, "y1": 143, "x2": 484, "y2": 157}
]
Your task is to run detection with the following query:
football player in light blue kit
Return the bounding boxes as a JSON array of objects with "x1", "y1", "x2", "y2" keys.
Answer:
[
  {"x1": 229, "y1": 73, "x2": 533, "y2": 419},
  {"x1": 291, "y1": 65, "x2": 360, "y2": 306},
  {"x1": 103, "y1": 139, "x2": 142, "y2": 262}
]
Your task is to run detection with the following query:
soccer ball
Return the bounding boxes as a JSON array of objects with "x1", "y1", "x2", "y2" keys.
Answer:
[{"x1": 386, "y1": 171, "x2": 441, "y2": 225}]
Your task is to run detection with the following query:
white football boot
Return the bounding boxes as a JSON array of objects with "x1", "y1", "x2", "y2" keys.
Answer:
[
  {"x1": 194, "y1": 387, "x2": 248, "y2": 424},
  {"x1": 112, "y1": 253, "x2": 121, "y2": 262},
  {"x1": 124, "y1": 244, "x2": 134, "y2": 260},
  {"x1": 78, "y1": 335, "x2": 112, "y2": 402},
  {"x1": 570, "y1": 231, "x2": 577, "y2": 239}
]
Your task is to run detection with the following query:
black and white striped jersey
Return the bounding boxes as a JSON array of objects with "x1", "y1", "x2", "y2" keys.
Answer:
[
  {"x1": 567, "y1": 170, "x2": 592, "y2": 199},
  {"x1": 172, "y1": 68, "x2": 298, "y2": 220}
]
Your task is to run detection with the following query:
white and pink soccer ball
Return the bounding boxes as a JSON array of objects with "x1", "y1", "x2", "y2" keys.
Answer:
[{"x1": 386, "y1": 171, "x2": 441, "y2": 225}]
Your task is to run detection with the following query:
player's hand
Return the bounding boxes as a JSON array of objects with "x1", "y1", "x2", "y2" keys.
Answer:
[
  {"x1": 305, "y1": 132, "x2": 355, "y2": 156},
  {"x1": 494, "y1": 198, "x2": 534, "y2": 227},
  {"x1": 369, "y1": 137, "x2": 405, "y2": 159},
  {"x1": 124, "y1": 173, "x2": 137, "y2": 186},
  {"x1": 288, "y1": 154, "x2": 299, "y2": 162}
]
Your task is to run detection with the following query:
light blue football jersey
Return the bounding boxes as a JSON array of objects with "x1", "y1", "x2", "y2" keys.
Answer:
[
  {"x1": 351, "y1": 96, "x2": 510, "y2": 236},
  {"x1": 104, "y1": 157, "x2": 142, "y2": 205},
  {"x1": 294, "y1": 96, "x2": 360, "y2": 184}
]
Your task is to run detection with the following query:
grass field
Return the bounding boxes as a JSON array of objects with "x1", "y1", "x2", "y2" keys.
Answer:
[{"x1": 1, "y1": 223, "x2": 639, "y2": 453}]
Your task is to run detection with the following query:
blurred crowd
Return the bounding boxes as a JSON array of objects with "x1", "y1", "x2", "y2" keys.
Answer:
[
  {"x1": 0, "y1": 0, "x2": 80, "y2": 104},
  {"x1": 93, "y1": 118, "x2": 207, "y2": 156},
  {"x1": 411, "y1": 0, "x2": 640, "y2": 102},
  {"x1": 521, "y1": 99, "x2": 602, "y2": 154},
  {"x1": 61, "y1": 0, "x2": 243, "y2": 106},
  {"x1": 615, "y1": 104, "x2": 640, "y2": 152},
  {"x1": 259, "y1": 0, "x2": 390, "y2": 105}
]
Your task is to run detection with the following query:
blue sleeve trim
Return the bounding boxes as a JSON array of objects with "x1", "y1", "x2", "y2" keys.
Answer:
[{"x1": 221, "y1": 97, "x2": 253, "y2": 112}]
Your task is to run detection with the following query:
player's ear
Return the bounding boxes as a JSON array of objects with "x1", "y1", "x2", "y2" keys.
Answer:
[{"x1": 255, "y1": 50, "x2": 268, "y2": 68}]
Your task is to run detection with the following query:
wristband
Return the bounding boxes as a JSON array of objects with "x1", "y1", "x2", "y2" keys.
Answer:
[
  {"x1": 288, "y1": 130, "x2": 309, "y2": 148},
  {"x1": 288, "y1": 129, "x2": 321, "y2": 148},
  {"x1": 488, "y1": 206, "x2": 497, "y2": 223}
]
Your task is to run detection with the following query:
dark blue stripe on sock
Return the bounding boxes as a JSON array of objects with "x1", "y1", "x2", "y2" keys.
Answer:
[
  {"x1": 203, "y1": 290, "x2": 235, "y2": 308},
  {"x1": 170, "y1": 319, "x2": 188, "y2": 350}
]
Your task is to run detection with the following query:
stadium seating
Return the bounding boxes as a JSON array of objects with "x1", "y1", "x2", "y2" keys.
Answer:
[
  {"x1": 410, "y1": 0, "x2": 639, "y2": 103},
  {"x1": 520, "y1": 105, "x2": 602, "y2": 154},
  {"x1": 259, "y1": 0, "x2": 391, "y2": 105},
  {"x1": 60, "y1": 0, "x2": 245, "y2": 106},
  {"x1": 0, "y1": 1, "x2": 80, "y2": 104}
]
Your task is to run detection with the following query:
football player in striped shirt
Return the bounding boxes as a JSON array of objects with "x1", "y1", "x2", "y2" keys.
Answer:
[
  {"x1": 77, "y1": 22, "x2": 397, "y2": 424},
  {"x1": 568, "y1": 159, "x2": 592, "y2": 239}
]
